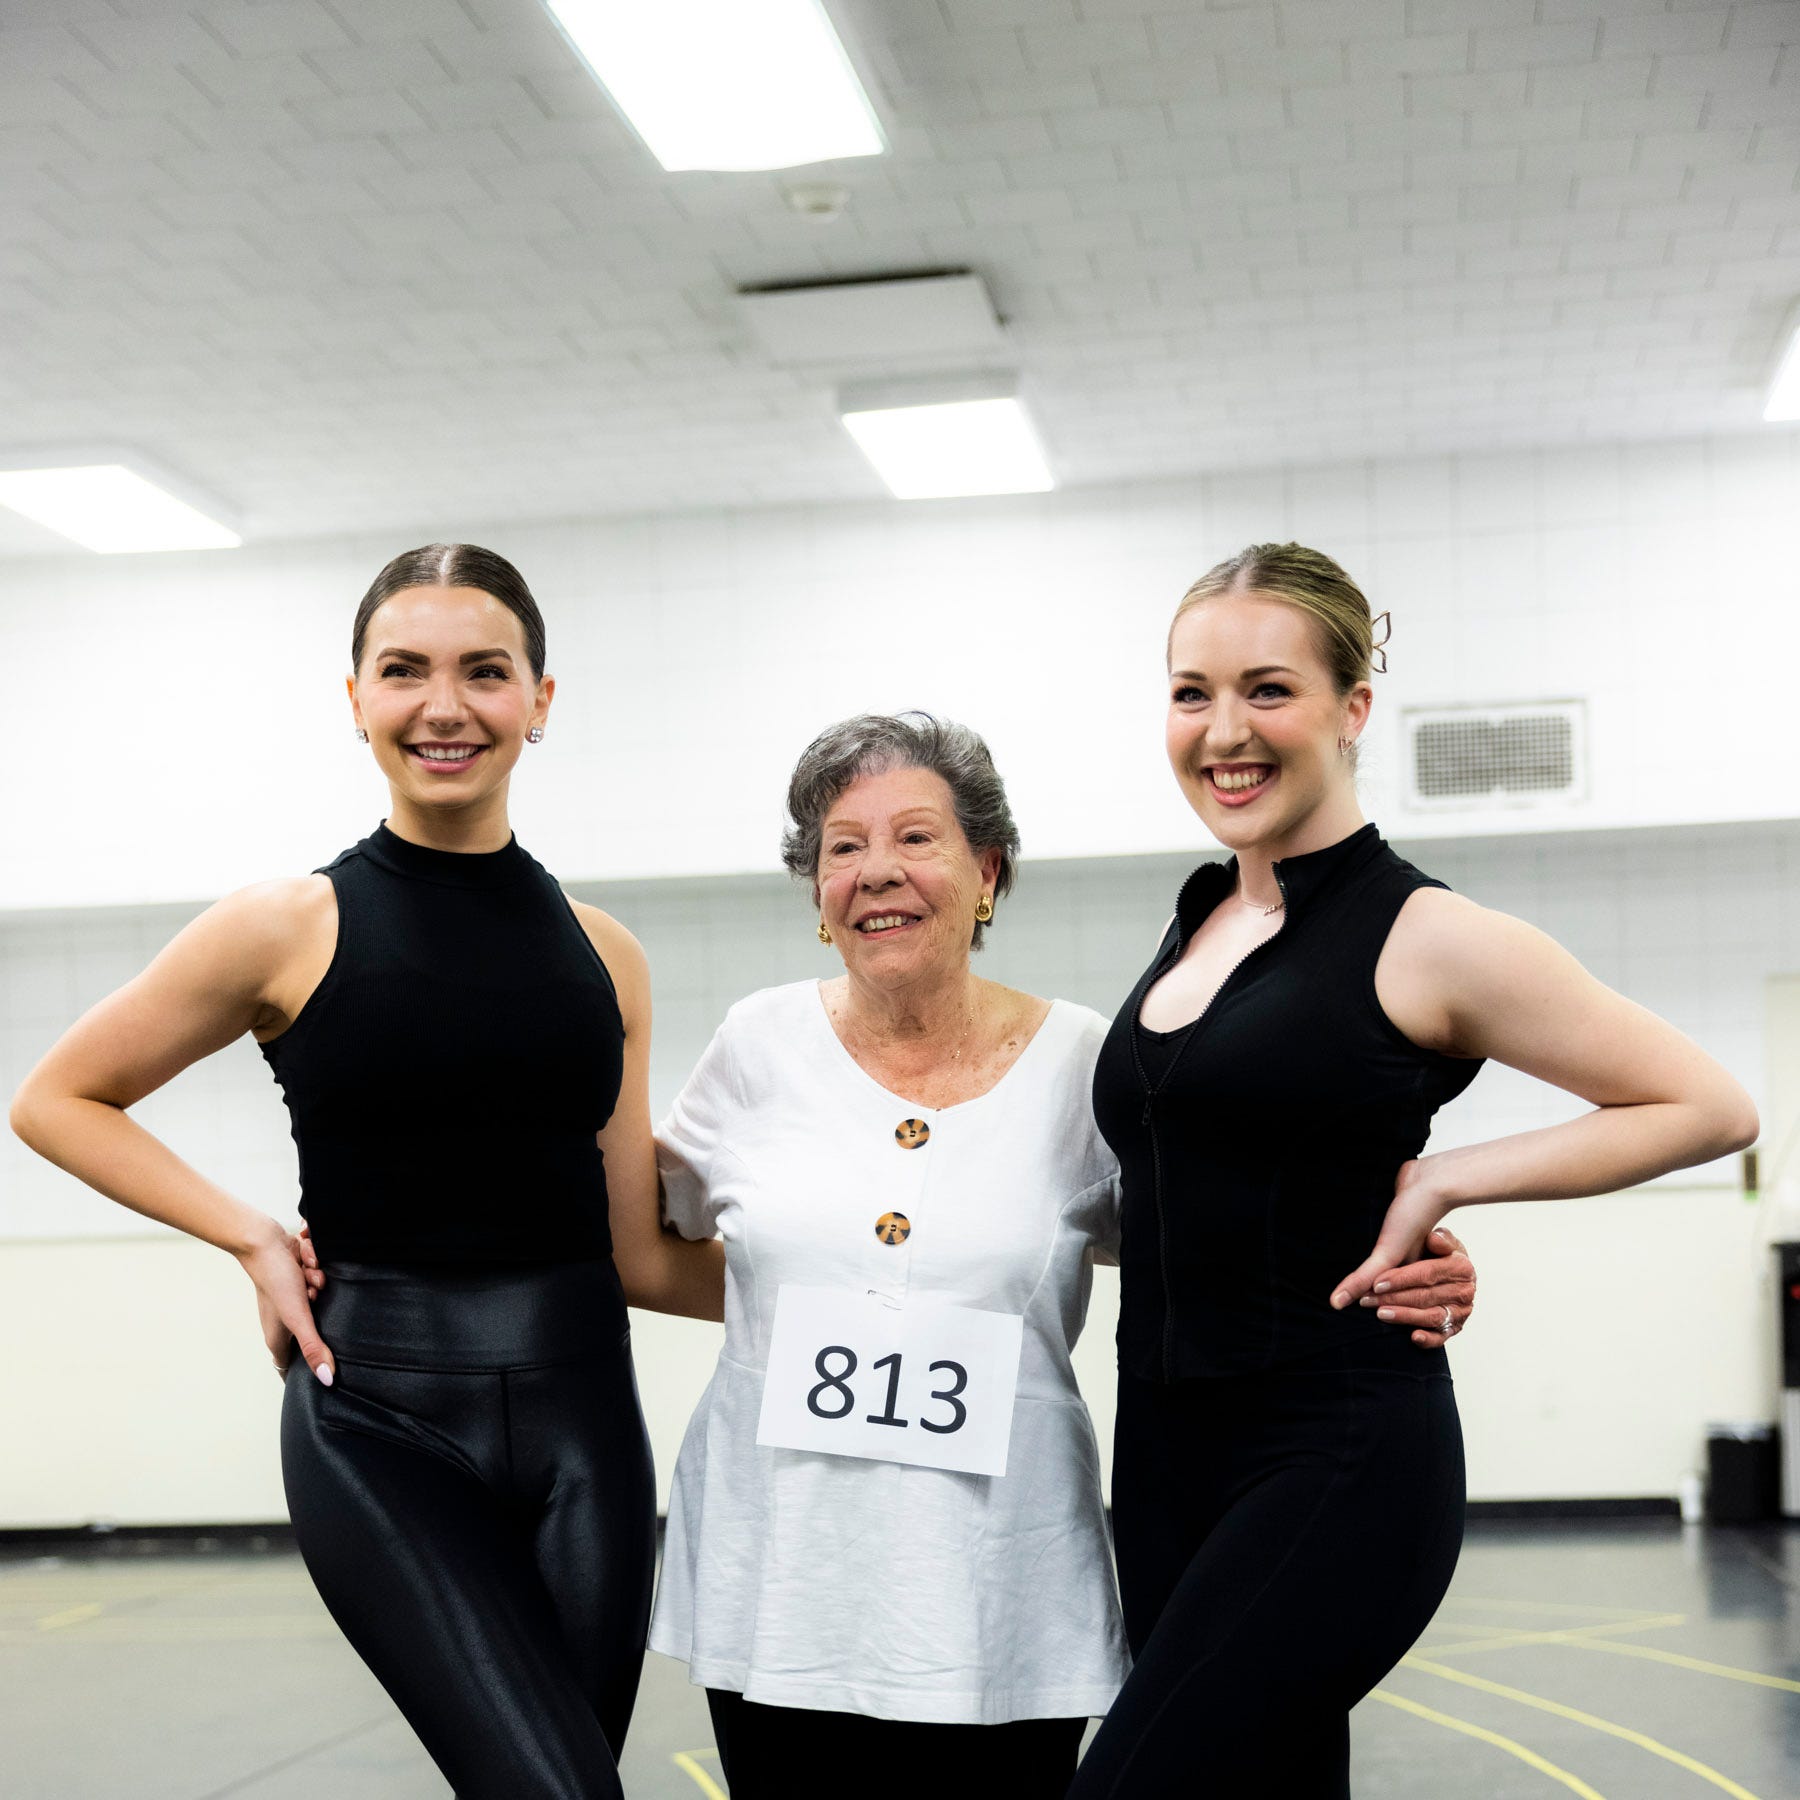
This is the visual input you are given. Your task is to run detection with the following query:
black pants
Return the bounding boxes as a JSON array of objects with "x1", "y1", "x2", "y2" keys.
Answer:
[
  {"x1": 1069, "y1": 1339, "x2": 1464, "y2": 1798},
  {"x1": 281, "y1": 1261, "x2": 656, "y2": 1800},
  {"x1": 706, "y1": 1689, "x2": 1087, "y2": 1800}
]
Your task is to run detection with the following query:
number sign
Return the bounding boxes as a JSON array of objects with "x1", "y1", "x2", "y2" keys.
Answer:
[{"x1": 756, "y1": 1286, "x2": 1025, "y2": 1477}]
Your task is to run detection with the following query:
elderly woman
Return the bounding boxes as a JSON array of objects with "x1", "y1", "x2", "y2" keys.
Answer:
[{"x1": 648, "y1": 712, "x2": 1473, "y2": 1800}]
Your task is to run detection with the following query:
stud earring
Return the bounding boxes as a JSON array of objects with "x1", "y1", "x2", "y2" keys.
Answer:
[
  {"x1": 974, "y1": 894, "x2": 994, "y2": 923},
  {"x1": 1338, "y1": 737, "x2": 1353, "y2": 756},
  {"x1": 817, "y1": 919, "x2": 832, "y2": 946},
  {"x1": 354, "y1": 727, "x2": 368, "y2": 743},
  {"x1": 527, "y1": 726, "x2": 545, "y2": 744}
]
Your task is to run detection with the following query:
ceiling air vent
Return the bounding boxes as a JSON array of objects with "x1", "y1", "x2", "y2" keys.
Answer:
[{"x1": 1402, "y1": 702, "x2": 1586, "y2": 812}]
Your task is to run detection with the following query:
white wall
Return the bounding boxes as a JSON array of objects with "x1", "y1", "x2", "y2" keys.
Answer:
[
  {"x1": 4, "y1": 822, "x2": 1796, "y2": 1524},
  {"x1": 2, "y1": 430, "x2": 1797, "y2": 913}
]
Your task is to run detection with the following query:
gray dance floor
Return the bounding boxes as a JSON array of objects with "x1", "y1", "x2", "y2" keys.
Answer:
[{"x1": 3, "y1": 1520, "x2": 1795, "y2": 1798}]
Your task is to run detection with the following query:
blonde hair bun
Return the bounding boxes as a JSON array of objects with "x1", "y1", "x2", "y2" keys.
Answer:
[{"x1": 1171, "y1": 542, "x2": 1387, "y2": 692}]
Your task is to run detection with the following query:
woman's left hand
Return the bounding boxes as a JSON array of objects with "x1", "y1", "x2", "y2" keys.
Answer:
[{"x1": 1329, "y1": 1161, "x2": 1475, "y2": 1347}]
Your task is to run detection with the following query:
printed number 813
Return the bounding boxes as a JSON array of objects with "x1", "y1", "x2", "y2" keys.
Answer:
[{"x1": 805, "y1": 1345, "x2": 968, "y2": 1434}]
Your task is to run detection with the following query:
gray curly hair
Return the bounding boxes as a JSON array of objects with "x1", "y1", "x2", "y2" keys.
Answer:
[{"x1": 781, "y1": 712, "x2": 1021, "y2": 951}]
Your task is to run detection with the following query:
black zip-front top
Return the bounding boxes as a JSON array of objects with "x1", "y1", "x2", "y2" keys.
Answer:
[
  {"x1": 1092, "y1": 824, "x2": 1482, "y2": 1381},
  {"x1": 261, "y1": 823, "x2": 624, "y2": 1265}
]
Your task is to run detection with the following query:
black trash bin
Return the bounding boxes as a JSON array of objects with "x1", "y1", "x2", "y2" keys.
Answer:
[{"x1": 1707, "y1": 1423, "x2": 1780, "y2": 1524}]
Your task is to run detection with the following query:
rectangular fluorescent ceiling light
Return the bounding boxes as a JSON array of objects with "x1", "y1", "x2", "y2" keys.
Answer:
[
  {"x1": 0, "y1": 464, "x2": 241, "y2": 553},
  {"x1": 1765, "y1": 311, "x2": 1800, "y2": 422},
  {"x1": 840, "y1": 392, "x2": 1054, "y2": 501},
  {"x1": 741, "y1": 273, "x2": 1007, "y2": 367},
  {"x1": 539, "y1": 0, "x2": 884, "y2": 172}
]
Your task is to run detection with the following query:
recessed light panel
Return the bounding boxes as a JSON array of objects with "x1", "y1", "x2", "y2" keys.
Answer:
[
  {"x1": 1765, "y1": 315, "x2": 1800, "y2": 423},
  {"x1": 0, "y1": 465, "x2": 241, "y2": 553},
  {"x1": 740, "y1": 273, "x2": 1007, "y2": 367},
  {"x1": 841, "y1": 397, "x2": 1055, "y2": 501},
  {"x1": 540, "y1": 0, "x2": 884, "y2": 173}
]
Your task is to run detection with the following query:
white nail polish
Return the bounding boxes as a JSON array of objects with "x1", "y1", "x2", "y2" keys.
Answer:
[{"x1": 316, "y1": 1364, "x2": 334, "y2": 1387}]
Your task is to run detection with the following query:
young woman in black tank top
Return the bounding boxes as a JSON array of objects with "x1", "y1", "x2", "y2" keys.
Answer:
[
  {"x1": 11, "y1": 544, "x2": 723, "y2": 1800},
  {"x1": 1071, "y1": 543, "x2": 1757, "y2": 1798}
]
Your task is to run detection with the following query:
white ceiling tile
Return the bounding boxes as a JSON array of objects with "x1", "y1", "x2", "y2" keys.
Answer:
[
  {"x1": 888, "y1": 28, "x2": 1029, "y2": 83},
  {"x1": 1095, "y1": 60, "x2": 1220, "y2": 105},
  {"x1": 1602, "y1": 10, "x2": 1731, "y2": 56},
  {"x1": 1409, "y1": 0, "x2": 1535, "y2": 28},
  {"x1": 194, "y1": 0, "x2": 352, "y2": 59},
  {"x1": 0, "y1": 0, "x2": 1779, "y2": 546},
  {"x1": 1347, "y1": 31, "x2": 1470, "y2": 80},
  {"x1": 1049, "y1": 102, "x2": 1171, "y2": 147},
  {"x1": 1653, "y1": 43, "x2": 1784, "y2": 91},
  {"x1": 1021, "y1": 20, "x2": 1158, "y2": 71},
  {"x1": 1217, "y1": 42, "x2": 1345, "y2": 87},
  {"x1": 1726, "y1": 1, "x2": 1800, "y2": 47},
  {"x1": 1526, "y1": 54, "x2": 1653, "y2": 102}
]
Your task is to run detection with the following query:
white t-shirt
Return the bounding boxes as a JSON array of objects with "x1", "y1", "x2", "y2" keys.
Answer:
[{"x1": 648, "y1": 980, "x2": 1130, "y2": 1724}]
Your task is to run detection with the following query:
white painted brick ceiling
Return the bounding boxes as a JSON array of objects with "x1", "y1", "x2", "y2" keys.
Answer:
[{"x1": 0, "y1": 0, "x2": 1794, "y2": 553}]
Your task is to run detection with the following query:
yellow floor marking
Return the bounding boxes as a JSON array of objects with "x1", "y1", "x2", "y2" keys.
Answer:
[
  {"x1": 1425, "y1": 1614, "x2": 1687, "y2": 1657},
  {"x1": 1369, "y1": 1689, "x2": 1606, "y2": 1798},
  {"x1": 1403, "y1": 1656, "x2": 1763, "y2": 1800},
  {"x1": 3, "y1": 1617, "x2": 342, "y2": 1646},
  {"x1": 36, "y1": 1602, "x2": 103, "y2": 1631},
  {"x1": 1570, "y1": 1637, "x2": 1800, "y2": 1696},
  {"x1": 1436, "y1": 1597, "x2": 1676, "y2": 1620},
  {"x1": 671, "y1": 1749, "x2": 728, "y2": 1800}
]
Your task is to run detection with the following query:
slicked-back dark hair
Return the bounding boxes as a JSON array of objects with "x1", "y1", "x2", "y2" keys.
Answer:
[
  {"x1": 351, "y1": 543, "x2": 546, "y2": 678},
  {"x1": 781, "y1": 711, "x2": 1021, "y2": 951}
]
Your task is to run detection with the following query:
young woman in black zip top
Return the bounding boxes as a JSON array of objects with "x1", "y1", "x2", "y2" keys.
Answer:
[{"x1": 1071, "y1": 542, "x2": 1757, "y2": 1797}]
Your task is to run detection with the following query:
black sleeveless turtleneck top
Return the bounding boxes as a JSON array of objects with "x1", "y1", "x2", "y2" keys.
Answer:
[
  {"x1": 260, "y1": 824, "x2": 625, "y2": 1265},
  {"x1": 1092, "y1": 825, "x2": 1482, "y2": 1381}
]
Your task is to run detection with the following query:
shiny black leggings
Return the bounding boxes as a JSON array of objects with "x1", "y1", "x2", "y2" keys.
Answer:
[
  {"x1": 1069, "y1": 1340, "x2": 1464, "y2": 1798},
  {"x1": 281, "y1": 1261, "x2": 656, "y2": 1800}
]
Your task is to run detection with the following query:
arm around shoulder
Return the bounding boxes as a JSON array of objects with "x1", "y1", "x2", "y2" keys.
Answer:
[{"x1": 569, "y1": 899, "x2": 726, "y2": 1324}]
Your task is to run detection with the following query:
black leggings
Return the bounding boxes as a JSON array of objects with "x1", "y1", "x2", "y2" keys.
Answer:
[
  {"x1": 281, "y1": 1261, "x2": 656, "y2": 1800},
  {"x1": 705, "y1": 1689, "x2": 1087, "y2": 1800},
  {"x1": 1069, "y1": 1339, "x2": 1464, "y2": 1798}
]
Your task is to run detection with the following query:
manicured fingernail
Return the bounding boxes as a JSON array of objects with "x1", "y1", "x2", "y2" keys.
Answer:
[
  {"x1": 1331, "y1": 1292, "x2": 1348, "y2": 1309},
  {"x1": 315, "y1": 1364, "x2": 334, "y2": 1387},
  {"x1": 1359, "y1": 1296, "x2": 1377, "y2": 1307},
  {"x1": 1377, "y1": 1307, "x2": 1396, "y2": 1321},
  {"x1": 1373, "y1": 1281, "x2": 1390, "y2": 1293},
  {"x1": 1432, "y1": 1227, "x2": 1448, "y2": 1238}
]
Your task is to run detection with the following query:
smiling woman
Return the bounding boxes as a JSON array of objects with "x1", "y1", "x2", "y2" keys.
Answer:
[
  {"x1": 1068, "y1": 541, "x2": 1758, "y2": 1799},
  {"x1": 9, "y1": 542, "x2": 724, "y2": 1800},
  {"x1": 346, "y1": 542, "x2": 551, "y2": 825},
  {"x1": 646, "y1": 709, "x2": 1479, "y2": 1800}
]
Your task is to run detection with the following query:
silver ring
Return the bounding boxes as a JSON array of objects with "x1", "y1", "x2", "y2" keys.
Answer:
[{"x1": 1440, "y1": 1305, "x2": 1455, "y2": 1337}]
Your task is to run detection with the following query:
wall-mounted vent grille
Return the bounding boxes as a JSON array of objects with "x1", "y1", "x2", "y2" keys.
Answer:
[{"x1": 1402, "y1": 702, "x2": 1586, "y2": 811}]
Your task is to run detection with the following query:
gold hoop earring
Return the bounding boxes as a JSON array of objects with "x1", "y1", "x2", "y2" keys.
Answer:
[
  {"x1": 817, "y1": 919, "x2": 832, "y2": 945},
  {"x1": 974, "y1": 894, "x2": 994, "y2": 923}
]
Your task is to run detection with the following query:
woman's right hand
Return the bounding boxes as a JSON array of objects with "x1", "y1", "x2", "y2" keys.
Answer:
[{"x1": 238, "y1": 1219, "x2": 334, "y2": 1384}]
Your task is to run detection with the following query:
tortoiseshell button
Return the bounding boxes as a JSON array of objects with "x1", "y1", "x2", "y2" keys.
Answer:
[
  {"x1": 875, "y1": 1212, "x2": 911, "y2": 1245},
  {"x1": 894, "y1": 1118, "x2": 930, "y2": 1149}
]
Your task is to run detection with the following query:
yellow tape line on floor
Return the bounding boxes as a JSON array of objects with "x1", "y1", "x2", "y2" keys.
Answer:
[
  {"x1": 1368, "y1": 1689, "x2": 1605, "y2": 1798},
  {"x1": 671, "y1": 1749, "x2": 728, "y2": 1800},
  {"x1": 1436, "y1": 1596, "x2": 1676, "y2": 1620},
  {"x1": 1402, "y1": 1656, "x2": 1763, "y2": 1800},
  {"x1": 1423, "y1": 1613, "x2": 1688, "y2": 1656},
  {"x1": 35, "y1": 1603, "x2": 103, "y2": 1631},
  {"x1": 1570, "y1": 1637, "x2": 1800, "y2": 1696}
]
